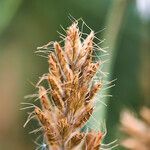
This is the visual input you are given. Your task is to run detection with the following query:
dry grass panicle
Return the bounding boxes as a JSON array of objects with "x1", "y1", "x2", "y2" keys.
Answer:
[{"x1": 24, "y1": 21, "x2": 108, "y2": 150}]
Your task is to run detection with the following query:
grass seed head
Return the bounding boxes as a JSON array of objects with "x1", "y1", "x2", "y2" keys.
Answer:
[{"x1": 27, "y1": 20, "x2": 106, "y2": 150}]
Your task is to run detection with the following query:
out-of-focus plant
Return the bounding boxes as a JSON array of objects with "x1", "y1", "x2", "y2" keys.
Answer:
[
  {"x1": 0, "y1": 0, "x2": 22, "y2": 35},
  {"x1": 120, "y1": 107, "x2": 150, "y2": 150}
]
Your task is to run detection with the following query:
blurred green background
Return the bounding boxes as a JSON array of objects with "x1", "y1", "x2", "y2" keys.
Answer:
[{"x1": 0, "y1": 0, "x2": 149, "y2": 149}]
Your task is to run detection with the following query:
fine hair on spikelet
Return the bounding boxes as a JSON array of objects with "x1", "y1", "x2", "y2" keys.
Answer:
[{"x1": 22, "y1": 17, "x2": 117, "y2": 150}]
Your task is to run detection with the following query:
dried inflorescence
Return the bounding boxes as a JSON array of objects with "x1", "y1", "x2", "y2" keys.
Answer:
[
  {"x1": 30, "y1": 22, "x2": 104, "y2": 150},
  {"x1": 121, "y1": 107, "x2": 150, "y2": 150}
]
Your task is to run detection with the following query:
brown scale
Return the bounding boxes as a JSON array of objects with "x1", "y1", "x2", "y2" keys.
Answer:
[
  {"x1": 38, "y1": 86, "x2": 52, "y2": 111},
  {"x1": 67, "y1": 133, "x2": 85, "y2": 149},
  {"x1": 74, "y1": 106, "x2": 94, "y2": 129},
  {"x1": 83, "y1": 131, "x2": 103, "y2": 150},
  {"x1": 48, "y1": 53, "x2": 62, "y2": 83},
  {"x1": 51, "y1": 90, "x2": 64, "y2": 111},
  {"x1": 54, "y1": 42, "x2": 73, "y2": 82},
  {"x1": 85, "y1": 83, "x2": 102, "y2": 105}
]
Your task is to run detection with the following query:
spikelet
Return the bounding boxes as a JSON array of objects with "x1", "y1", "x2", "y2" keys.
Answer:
[
  {"x1": 67, "y1": 132, "x2": 85, "y2": 149},
  {"x1": 83, "y1": 131, "x2": 103, "y2": 150},
  {"x1": 48, "y1": 53, "x2": 61, "y2": 82},
  {"x1": 28, "y1": 21, "x2": 106, "y2": 150}
]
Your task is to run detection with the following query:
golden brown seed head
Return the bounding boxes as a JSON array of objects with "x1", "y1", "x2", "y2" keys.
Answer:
[{"x1": 33, "y1": 22, "x2": 104, "y2": 149}]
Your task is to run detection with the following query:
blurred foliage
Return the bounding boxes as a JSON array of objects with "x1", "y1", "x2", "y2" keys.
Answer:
[
  {"x1": 0, "y1": 0, "x2": 22, "y2": 35},
  {"x1": 0, "y1": 0, "x2": 149, "y2": 150}
]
